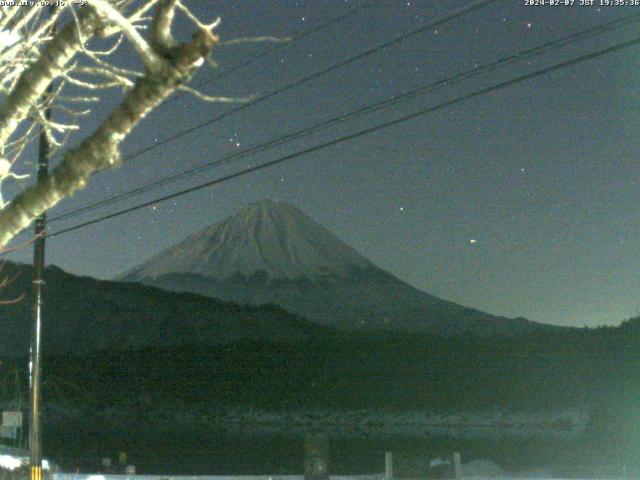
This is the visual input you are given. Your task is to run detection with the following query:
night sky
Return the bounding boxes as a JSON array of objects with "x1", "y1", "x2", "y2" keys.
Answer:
[{"x1": 6, "y1": 0, "x2": 640, "y2": 328}]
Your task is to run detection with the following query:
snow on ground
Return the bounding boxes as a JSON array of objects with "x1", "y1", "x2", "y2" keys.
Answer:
[
  {"x1": 54, "y1": 476, "x2": 384, "y2": 480},
  {"x1": 52, "y1": 472, "x2": 618, "y2": 480}
]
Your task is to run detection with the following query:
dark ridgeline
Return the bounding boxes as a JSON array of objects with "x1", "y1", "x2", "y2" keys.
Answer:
[
  {"x1": 0, "y1": 261, "x2": 331, "y2": 357},
  {"x1": 0, "y1": 200, "x2": 636, "y2": 474}
]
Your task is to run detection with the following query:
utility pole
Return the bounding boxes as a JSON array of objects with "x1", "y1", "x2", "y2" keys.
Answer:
[
  {"x1": 29, "y1": 96, "x2": 51, "y2": 480},
  {"x1": 30, "y1": 8, "x2": 55, "y2": 480}
]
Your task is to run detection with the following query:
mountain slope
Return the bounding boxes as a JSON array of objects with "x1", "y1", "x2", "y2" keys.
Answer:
[
  {"x1": 122, "y1": 199, "x2": 553, "y2": 335},
  {"x1": 123, "y1": 199, "x2": 374, "y2": 281},
  {"x1": 0, "y1": 262, "x2": 330, "y2": 356}
]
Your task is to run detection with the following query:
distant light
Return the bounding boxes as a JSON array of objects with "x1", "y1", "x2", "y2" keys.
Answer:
[{"x1": 469, "y1": 239, "x2": 477, "y2": 244}]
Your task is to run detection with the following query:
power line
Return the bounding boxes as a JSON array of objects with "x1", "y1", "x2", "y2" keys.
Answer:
[
  {"x1": 165, "y1": 0, "x2": 378, "y2": 105},
  {"x1": 46, "y1": 35, "x2": 640, "y2": 239},
  {"x1": 49, "y1": 12, "x2": 640, "y2": 223},
  {"x1": 117, "y1": 0, "x2": 501, "y2": 165},
  {"x1": 42, "y1": 0, "x2": 380, "y2": 167}
]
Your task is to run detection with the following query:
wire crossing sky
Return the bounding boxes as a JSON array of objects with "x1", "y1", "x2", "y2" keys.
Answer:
[
  {"x1": 120, "y1": 0, "x2": 502, "y2": 168},
  {"x1": 6, "y1": 0, "x2": 640, "y2": 328},
  {"x1": 48, "y1": 11, "x2": 640, "y2": 224},
  {"x1": 44, "y1": 32, "x2": 640, "y2": 238}
]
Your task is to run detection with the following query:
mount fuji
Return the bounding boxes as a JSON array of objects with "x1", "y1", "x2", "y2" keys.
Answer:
[{"x1": 120, "y1": 199, "x2": 551, "y2": 335}]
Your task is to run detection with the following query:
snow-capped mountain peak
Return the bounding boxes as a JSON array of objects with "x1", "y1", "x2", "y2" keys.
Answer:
[
  {"x1": 123, "y1": 199, "x2": 374, "y2": 282},
  {"x1": 122, "y1": 199, "x2": 550, "y2": 334}
]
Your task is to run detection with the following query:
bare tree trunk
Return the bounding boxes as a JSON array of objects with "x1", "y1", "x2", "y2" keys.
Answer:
[
  {"x1": 0, "y1": 30, "x2": 218, "y2": 246},
  {"x1": 0, "y1": 6, "x2": 100, "y2": 150},
  {"x1": 0, "y1": 2, "x2": 218, "y2": 248}
]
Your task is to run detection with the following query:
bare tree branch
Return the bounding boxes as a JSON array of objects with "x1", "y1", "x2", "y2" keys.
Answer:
[
  {"x1": 90, "y1": 0, "x2": 164, "y2": 72},
  {"x1": 219, "y1": 36, "x2": 291, "y2": 46},
  {"x1": 0, "y1": 23, "x2": 219, "y2": 247},
  {"x1": 0, "y1": 5, "x2": 101, "y2": 153},
  {"x1": 176, "y1": 85, "x2": 253, "y2": 103},
  {"x1": 150, "y1": 0, "x2": 178, "y2": 51},
  {"x1": 0, "y1": 0, "x2": 230, "y2": 248}
]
